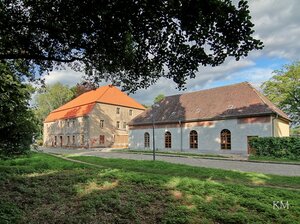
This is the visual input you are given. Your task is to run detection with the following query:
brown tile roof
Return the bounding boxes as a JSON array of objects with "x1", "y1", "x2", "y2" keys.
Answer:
[
  {"x1": 44, "y1": 85, "x2": 145, "y2": 122},
  {"x1": 129, "y1": 82, "x2": 290, "y2": 125}
]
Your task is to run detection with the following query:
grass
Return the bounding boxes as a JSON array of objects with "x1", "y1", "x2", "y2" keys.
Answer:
[
  {"x1": 249, "y1": 155, "x2": 300, "y2": 164},
  {"x1": 114, "y1": 149, "x2": 228, "y2": 158},
  {"x1": 0, "y1": 153, "x2": 299, "y2": 223}
]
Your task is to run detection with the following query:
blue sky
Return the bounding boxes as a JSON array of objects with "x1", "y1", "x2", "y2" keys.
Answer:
[{"x1": 44, "y1": 0, "x2": 300, "y2": 105}]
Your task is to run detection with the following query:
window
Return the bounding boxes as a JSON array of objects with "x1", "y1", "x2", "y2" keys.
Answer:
[
  {"x1": 67, "y1": 120, "x2": 70, "y2": 127},
  {"x1": 190, "y1": 130, "x2": 198, "y2": 149},
  {"x1": 116, "y1": 107, "x2": 120, "y2": 114},
  {"x1": 99, "y1": 135, "x2": 105, "y2": 145},
  {"x1": 72, "y1": 135, "x2": 75, "y2": 145},
  {"x1": 129, "y1": 110, "x2": 133, "y2": 116},
  {"x1": 67, "y1": 136, "x2": 70, "y2": 145},
  {"x1": 144, "y1": 132, "x2": 150, "y2": 148},
  {"x1": 100, "y1": 120, "x2": 104, "y2": 128},
  {"x1": 123, "y1": 122, "x2": 127, "y2": 129},
  {"x1": 54, "y1": 136, "x2": 57, "y2": 146},
  {"x1": 81, "y1": 135, "x2": 85, "y2": 145},
  {"x1": 116, "y1": 121, "x2": 120, "y2": 129},
  {"x1": 59, "y1": 136, "x2": 63, "y2": 147},
  {"x1": 72, "y1": 120, "x2": 75, "y2": 127},
  {"x1": 165, "y1": 131, "x2": 171, "y2": 148},
  {"x1": 221, "y1": 129, "x2": 231, "y2": 150}
]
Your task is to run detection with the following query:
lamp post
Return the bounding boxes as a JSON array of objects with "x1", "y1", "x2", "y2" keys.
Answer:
[
  {"x1": 151, "y1": 103, "x2": 160, "y2": 161},
  {"x1": 152, "y1": 115, "x2": 156, "y2": 161}
]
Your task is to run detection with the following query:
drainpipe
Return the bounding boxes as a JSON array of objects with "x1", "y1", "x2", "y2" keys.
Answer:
[
  {"x1": 179, "y1": 120, "x2": 183, "y2": 152},
  {"x1": 152, "y1": 116, "x2": 156, "y2": 161},
  {"x1": 271, "y1": 114, "x2": 279, "y2": 137},
  {"x1": 86, "y1": 116, "x2": 90, "y2": 148}
]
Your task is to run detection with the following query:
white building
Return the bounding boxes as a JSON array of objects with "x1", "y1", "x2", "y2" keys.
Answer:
[{"x1": 128, "y1": 82, "x2": 290, "y2": 155}]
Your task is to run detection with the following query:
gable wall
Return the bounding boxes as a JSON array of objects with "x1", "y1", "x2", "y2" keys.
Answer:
[
  {"x1": 274, "y1": 118, "x2": 290, "y2": 137},
  {"x1": 88, "y1": 103, "x2": 145, "y2": 148}
]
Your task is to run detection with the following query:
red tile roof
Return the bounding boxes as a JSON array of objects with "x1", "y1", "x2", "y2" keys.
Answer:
[
  {"x1": 129, "y1": 82, "x2": 290, "y2": 125},
  {"x1": 44, "y1": 85, "x2": 145, "y2": 122}
]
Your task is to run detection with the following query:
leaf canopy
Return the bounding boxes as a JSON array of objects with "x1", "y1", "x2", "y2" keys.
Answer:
[{"x1": 0, "y1": 0, "x2": 263, "y2": 92}]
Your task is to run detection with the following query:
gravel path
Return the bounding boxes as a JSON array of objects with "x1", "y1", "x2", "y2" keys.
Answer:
[{"x1": 41, "y1": 147, "x2": 300, "y2": 176}]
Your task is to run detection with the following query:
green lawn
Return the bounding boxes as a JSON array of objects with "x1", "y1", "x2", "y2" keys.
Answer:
[
  {"x1": 248, "y1": 155, "x2": 300, "y2": 164},
  {"x1": 0, "y1": 153, "x2": 299, "y2": 223}
]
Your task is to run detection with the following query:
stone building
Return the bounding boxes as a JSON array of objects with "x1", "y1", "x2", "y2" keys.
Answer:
[
  {"x1": 43, "y1": 85, "x2": 145, "y2": 148},
  {"x1": 128, "y1": 82, "x2": 290, "y2": 155}
]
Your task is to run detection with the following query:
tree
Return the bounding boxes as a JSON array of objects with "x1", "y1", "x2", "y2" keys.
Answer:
[
  {"x1": 154, "y1": 94, "x2": 165, "y2": 104},
  {"x1": 34, "y1": 83, "x2": 75, "y2": 124},
  {"x1": 261, "y1": 62, "x2": 300, "y2": 127},
  {"x1": 0, "y1": 0, "x2": 263, "y2": 92},
  {"x1": 70, "y1": 81, "x2": 98, "y2": 99},
  {"x1": 0, "y1": 62, "x2": 38, "y2": 155}
]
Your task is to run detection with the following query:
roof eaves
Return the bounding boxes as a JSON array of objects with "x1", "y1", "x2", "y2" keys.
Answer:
[
  {"x1": 246, "y1": 82, "x2": 291, "y2": 121},
  {"x1": 129, "y1": 112, "x2": 276, "y2": 126}
]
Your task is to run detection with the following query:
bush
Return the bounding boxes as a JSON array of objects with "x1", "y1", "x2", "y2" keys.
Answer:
[
  {"x1": 36, "y1": 139, "x2": 44, "y2": 146},
  {"x1": 249, "y1": 137, "x2": 300, "y2": 159}
]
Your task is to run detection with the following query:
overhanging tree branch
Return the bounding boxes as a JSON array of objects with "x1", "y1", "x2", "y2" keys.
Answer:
[{"x1": 0, "y1": 53, "x2": 83, "y2": 63}]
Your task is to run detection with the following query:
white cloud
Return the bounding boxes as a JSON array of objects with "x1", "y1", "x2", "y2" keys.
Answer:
[
  {"x1": 44, "y1": 69, "x2": 85, "y2": 86},
  {"x1": 249, "y1": 0, "x2": 300, "y2": 60}
]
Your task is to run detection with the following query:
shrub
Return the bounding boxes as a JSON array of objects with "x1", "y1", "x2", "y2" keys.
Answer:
[
  {"x1": 36, "y1": 139, "x2": 44, "y2": 146},
  {"x1": 249, "y1": 137, "x2": 300, "y2": 159}
]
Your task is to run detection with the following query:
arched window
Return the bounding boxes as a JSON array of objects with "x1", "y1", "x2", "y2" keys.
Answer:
[
  {"x1": 144, "y1": 132, "x2": 150, "y2": 148},
  {"x1": 221, "y1": 129, "x2": 231, "y2": 150},
  {"x1": 190, "y1": 130, "x2": 198, "y2": 149},
  {"x1": 165, "y1": 131, "x2": 171, "y2": 148}
]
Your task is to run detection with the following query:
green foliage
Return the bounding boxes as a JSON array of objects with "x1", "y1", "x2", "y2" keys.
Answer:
[
  {"x1": 154, "y1": 94, "x2": 165, "y2": 104},
  {"x1": 249, "y1": 137, "x2": 300, "y2": 159},
  {"x1": 34, "y1": 83, "x2": 75, "y2": 138},
  {"x1": 0, "y1": 62, "x2": 38, "y2": 156},
  {"x1": 261, "y1": 62, "x2": 300, "y2": 126},
  {"x1": 0, "y1": 201, "x2": 22, "y2": 224},
  {"x1": 291, "y1": 127, "x2": 300, "y2": 136},
  {"x1": 70, "y1": 81, "x2": 97, "y2": 99},
  {"x1": 0, "y1": 0, "x2": 263, "y2": 92},
  {"x1": 34, "y1": 83, "x2": 74, "y2": 122}
]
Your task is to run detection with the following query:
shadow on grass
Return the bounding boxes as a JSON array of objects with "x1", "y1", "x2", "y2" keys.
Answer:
[
  {"x1": 0, "y1": 154, "x2": 188, "y2": 223},
  {"x1": 70, "y1": 155, "x2": 300, "y2": 189},
  {"x1": 1, "y1": 153, "x2": 299, "y2": 223}
]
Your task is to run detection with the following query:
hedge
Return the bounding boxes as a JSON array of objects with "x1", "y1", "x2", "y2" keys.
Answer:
[{"x1": 249, "y1": 137, "x2": 300, "y2": 159}]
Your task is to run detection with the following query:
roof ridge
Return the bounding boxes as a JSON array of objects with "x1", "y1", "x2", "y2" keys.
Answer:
[
  {"x1": 164, "y1": 82, "x2": 248, "y2": 99},
  {"x1": 95, "y1": 85, "x2": 112, "y2": 102}
]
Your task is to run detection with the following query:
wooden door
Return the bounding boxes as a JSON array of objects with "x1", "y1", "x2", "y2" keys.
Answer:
[{"x1": 247, "y1": 136, "x2": 258, "y2": 154}]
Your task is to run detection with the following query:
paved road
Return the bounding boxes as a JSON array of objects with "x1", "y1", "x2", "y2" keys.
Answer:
[{"x1": 41, "y1": 147, "x2": 300, "y2": 176}]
